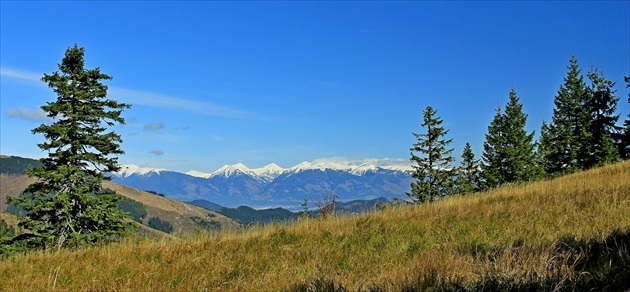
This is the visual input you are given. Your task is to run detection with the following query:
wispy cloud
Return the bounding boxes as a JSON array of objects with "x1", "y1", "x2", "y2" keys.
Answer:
[
  {"x1": 149, "y1": 150, "x2": 164, "y2": 155},
  {"x1": 0, "y1": 67, "x2": 41, "y2": 82},
  {"x1": 1, "y1": 67, "x2": 254, "y2": 119},
  {"x1": 313, "y1": 157, "x2": 410, "y2": 168},
  {"x1": 6, "y1": 107, "x2": 50, "y2": 122},
  {"x1": 109, "y1": 87, "x2": 252, "y2": 119},
  {"x1": 144, "y1": 122, "x2": 165, "y2": 131},
  {"x1": 174, "y1": 126, "x2": 191, "y2": 131}
]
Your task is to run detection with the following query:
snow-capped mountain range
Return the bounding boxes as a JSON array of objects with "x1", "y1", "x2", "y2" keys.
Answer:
[
  {"x1": 113, "y1": 159, "x2": 414, "y2": 208},
  {"x1": 117, "y1": 159, "x2": 412, "y2": 181}
]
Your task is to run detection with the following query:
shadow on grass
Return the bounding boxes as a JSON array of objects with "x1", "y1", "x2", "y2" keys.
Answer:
[{"x1": 287, "y1": 228, "x2": 630, "y2": 291}]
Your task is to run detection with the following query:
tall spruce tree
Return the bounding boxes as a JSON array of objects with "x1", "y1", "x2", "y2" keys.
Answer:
[
  {"x1": 482, "y1": 89, "x2": 540, "y2": 188},
  {"x1": 586, "y1": 67, "x2": 620, "y2": 167},
  {"x1": 481, "y1": 106, "x2": 506, "y2": 189},
  {"x1": 8, "y1": 45, "x2": 131, "y2": 249},
  {"x1": 502, "y1": 89, "x2": 542, "y2": 181},
  {"x1": 538, "y1": 120, "x2": 555, "y2": 175},
  {"x1": 542, "y1": 56, "x2": 590, "y2": 174},
  {"x1": 454, "y1": 142, "x2": 481, "y2": 195},
  {"x1": 407, "y1": 106, "x2": 455, "y2": 203}
]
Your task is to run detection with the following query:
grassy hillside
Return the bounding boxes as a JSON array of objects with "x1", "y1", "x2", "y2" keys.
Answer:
[
  {"x1": 1, "y1": 162, "x2": 629, "y2": 291},
  {"x1": 0, "y1": 175, "x2": 32, "y2": 212},
  {"x1": 0, "y1": 175, "x2": 238, "y2": 235},
  {"x1": 102, "y1": 181, "x2": 238, "y2": 234}
]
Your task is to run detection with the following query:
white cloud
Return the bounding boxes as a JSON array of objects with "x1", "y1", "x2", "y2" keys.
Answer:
[
  {"x1": 144, "y1": 122, "x2": 165, "y2": 131},
  {"x1": 6, "y1": 107, "x2": 50, "y2": 122},
  {"x1": 149, "y1": 150, "x2": 164, "y2": 155},
  {"x1": 0, "y1": 67, "x2": 41, "y2": 82},
  {"x1": 2, "y1": 67, "x2": 253, "y2": 119},
  {"x1": 109, "y1": 87, "x2": 252, "y2": 119},
  {"x1": 312, "y1": 157, "x2": 411, "y2": 171}
]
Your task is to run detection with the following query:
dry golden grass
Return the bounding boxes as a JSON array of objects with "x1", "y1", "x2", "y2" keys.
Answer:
[
  {"x1": 0, "y1": 213, "x2": 17, "y2": 227},
  {"x1": 1, "y1": 161, "x2": 629, "y2": 291}
]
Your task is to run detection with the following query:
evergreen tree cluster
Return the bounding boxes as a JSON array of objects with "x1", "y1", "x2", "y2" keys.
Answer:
[
  {"x1": 0, "y1": 156, "x2": 43, "y2": 175},
  {"x1": 147, "y1": 217, "x2": 174, "y2": 234},
  {"x1": 539, "y1": 56, "x2": 624, "y2": 174},
  {"x1": 408, "y1": 56, "x2": 628, "y2": 202},
  {"x1": 116, "y1": 197, "x2": 148, "y2": 223},
  {"x1": 0, "y1": 219, "x2": 18, "y2": 256},
  {"x1": 217, "y1": 206, "x2": 298, "y2": 225}
]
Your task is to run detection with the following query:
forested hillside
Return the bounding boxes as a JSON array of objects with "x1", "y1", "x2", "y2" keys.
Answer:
[{"x1": 0, "y1": 156, "x2": 41, "y2": 175}]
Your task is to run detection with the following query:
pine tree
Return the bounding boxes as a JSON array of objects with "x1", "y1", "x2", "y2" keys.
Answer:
[
  {"x1": 482, "y1": 89, "x2": 540, "y2": 188},
  {"x1": 538, "y1": 120, "x2": 556, "y2": 175},
  {"x1": 407, "y1": 106, "x2": 455, "y2": 203},
  {"x1": 454, "y1": 142, "x2": 481, "y2": 195},
  {"x1": 542, "y1": 55, "x2": 590, "y2": 174},
  {"x1": 481, "y1": 106, "x2": 506, "y2": 189},
  {"x1": 502, "y1": 89, "x2": 542, "y2": 181},
  {"x1": 586, "y1": 67, "x2": 620, "y2": 167},
  {"x1": 8, "y1": 45, "x2": 131, "y2": 250}
]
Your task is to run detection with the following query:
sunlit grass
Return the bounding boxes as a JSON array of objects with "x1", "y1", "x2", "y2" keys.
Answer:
[{"x1": 1, "y1": 161, "x2": 629, "y2": 291}]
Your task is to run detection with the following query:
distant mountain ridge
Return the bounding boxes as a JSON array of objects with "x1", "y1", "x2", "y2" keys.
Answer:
[
  {"x1": 117, "y1": 159, "x2": 412, "y2": 182},
  {"x1": 112, "y1": 159, "x2": 414, "y2": 209}
]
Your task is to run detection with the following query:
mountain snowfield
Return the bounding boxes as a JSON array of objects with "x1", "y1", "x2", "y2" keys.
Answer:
[{"x1": 112, "y1": 158, "x2": 414, "y2": 208}]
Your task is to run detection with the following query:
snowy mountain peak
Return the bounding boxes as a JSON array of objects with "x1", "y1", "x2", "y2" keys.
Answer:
[
  {"x1": 290, "y1": 161, "x2": 317, "y2": 172},
  {"x1": 115, "y1": 164, "x2": 166, "y2": 178},
  {"x1": 211, "y1": 163, "x2": 255, "y2": 178},
  {"x1": 258, "y1": 163, "x2": 283, "y2": 172},
  {"x1": 185, "y1": 170, "x2": 213, "y2": 179},
  {"x1": 287, "y1": 160, "x2": 387, "y2": 174},
  {"x1": 350, "y1": 163, "x2": 379, "y2": 175},
  {"x1": 249, "y1": 163, "x2": 285, "y2": 181}
]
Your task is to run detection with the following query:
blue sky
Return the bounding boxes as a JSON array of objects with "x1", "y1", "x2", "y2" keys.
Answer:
[{"x1": 1, "y1": 1, "x2": 629, "y2": 173}]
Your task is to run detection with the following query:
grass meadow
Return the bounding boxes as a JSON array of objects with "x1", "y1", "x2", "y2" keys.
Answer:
[{"x1": 1, "y1": 161, "x2": 629, "y2": 291}]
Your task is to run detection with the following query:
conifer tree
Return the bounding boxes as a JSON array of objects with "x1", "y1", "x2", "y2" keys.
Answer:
[
  {"x1": 502, "y1": 89, "x2": 542, "y2": 181},
  {"x1": 481, "y1": 106, "x2": 506, "y2": 189},
  {"x1": 482, "y1": 89, "x2": 540, "y2": 188},
  {"x1": 541, "y1": 56, "x2": 590, "y2": 174},
  {"x1": 454, "y1": 142, "x2": 480, "y2": 195},
  {"x1": 538, "y1": 120, "x2": 556, "y2": 174},
  {"x1": 8, "y1": 45, "x2": 131, "y2": 249},
  {"x1": 586, "y1": 67, "x2": 620, "y2": 167},
  {"x1": 407, "y1": 106, "x2": 455, "y2": 203}
]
